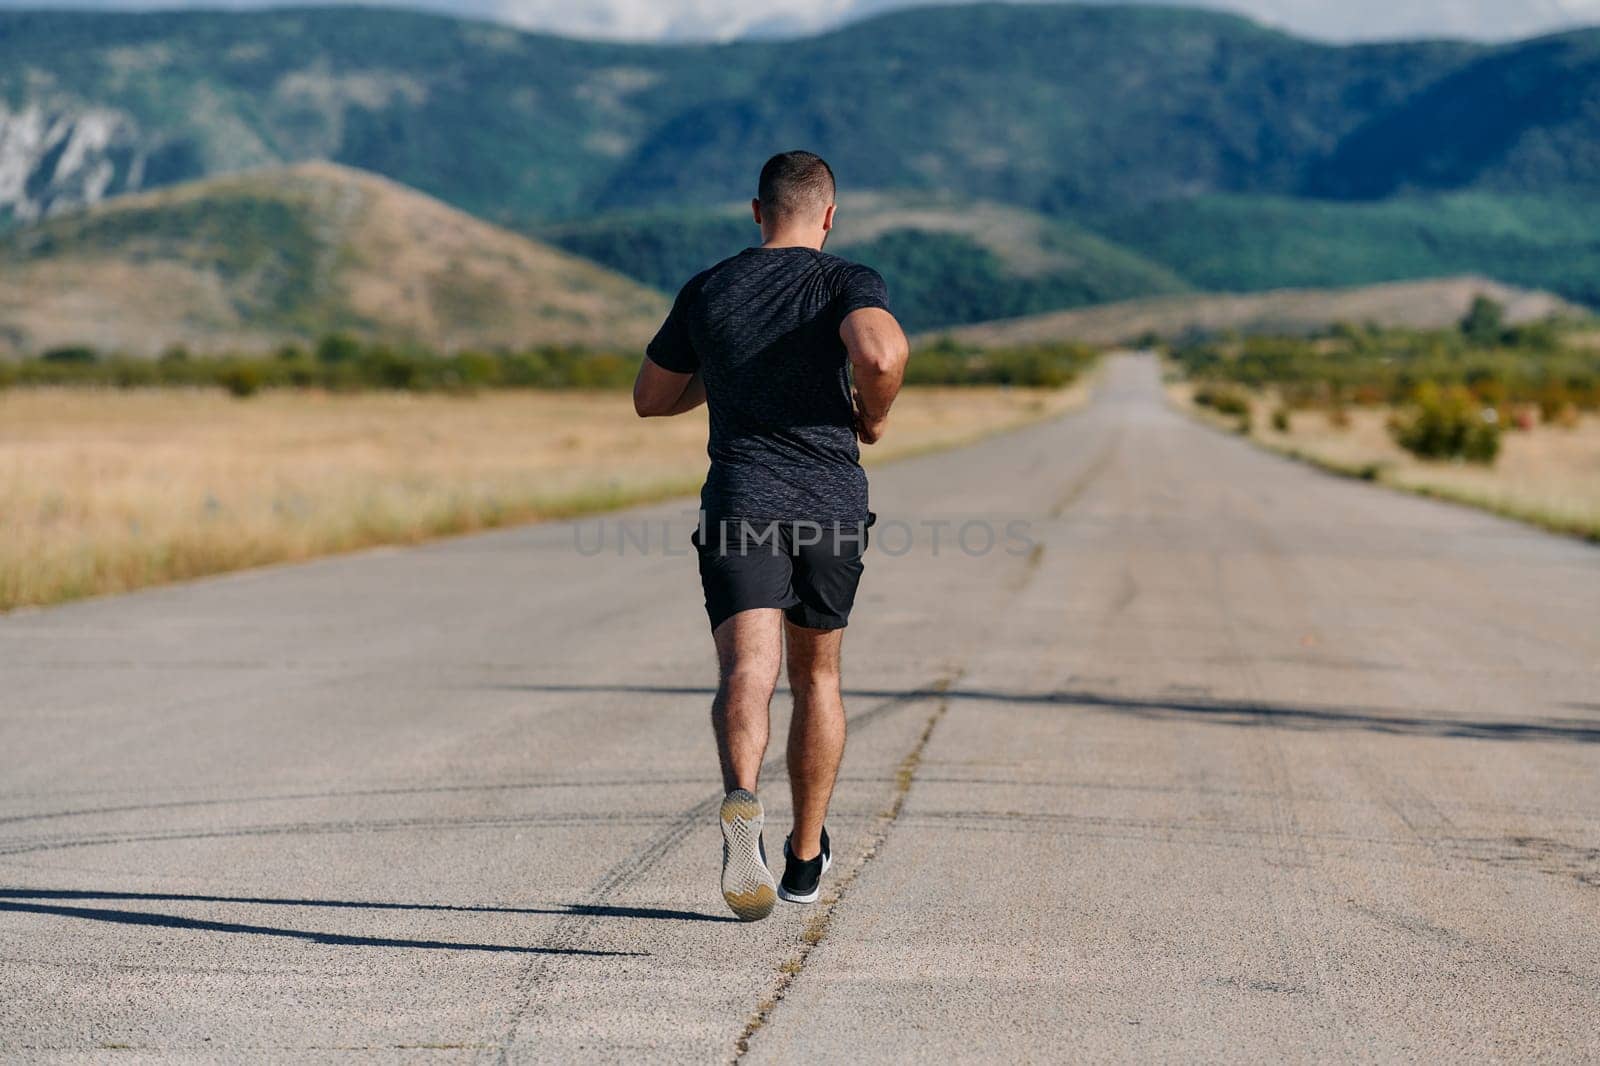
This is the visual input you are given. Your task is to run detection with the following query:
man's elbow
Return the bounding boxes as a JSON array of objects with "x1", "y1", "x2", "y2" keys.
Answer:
[
  {"x1": 857, "y1": 340, "x2": 909, "y2": 378},
  {"x1": 632, "y1": 379, "x2": 663, "y2": 418}
]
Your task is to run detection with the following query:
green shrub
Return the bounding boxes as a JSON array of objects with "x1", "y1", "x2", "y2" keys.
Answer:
[
  {"x1": 280, "y1": 354, "x2": 319, "y2": 388},
  {"x1": 107, "y1": 357, "x2": 158, "y2": 388},
  {"x1": 450, "y1": 350, "x2": 501, "y2": 388},
  {"x1": 905, "y1": 339, "x2": 1094, "y2": 387},
  {"x1": 315, "y1": 333, "x2": 362, "y2": 365},
  {"x1": 41, "y1": 344, "x2": 99, "y2": 364},
  {"x1": 1271, "y1": 407, "x2": 1291, "y2": 433},
  {"x1": 218, "y1": 362, "x2": 264, "y2": 398},
  {"x1": 1193, "y1": 384, "x2": 1251, "y2": 418},
  {"x1": 358, "y1": 345, "x2": 425, "y2": 390},
  {"x1": 1388, "y1": 383, "x2": 1500, "y2": 464}
]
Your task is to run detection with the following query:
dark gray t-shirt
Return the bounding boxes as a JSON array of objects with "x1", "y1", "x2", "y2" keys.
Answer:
[{"x1": 646, "y1": 246, "x2": 890, "y2": 523}]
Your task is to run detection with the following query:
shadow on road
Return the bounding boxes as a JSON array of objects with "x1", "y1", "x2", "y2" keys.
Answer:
[
  {"x1": 485, "y1": 683, "x2": 1600, "y2": 744},
  {"x1": 0, "y1": 887, "x2": 733, "y2": 923},
  {"x1": 0, "y1": 888, "x2": 733, "y2": 952}
]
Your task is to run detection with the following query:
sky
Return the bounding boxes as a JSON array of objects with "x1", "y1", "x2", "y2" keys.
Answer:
[{"x1": 3, "y1": 0, "x2": 1599, "y2": 43}]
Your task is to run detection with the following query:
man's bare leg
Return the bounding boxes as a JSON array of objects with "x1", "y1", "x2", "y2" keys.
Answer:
[
  {"x1": 712, "y1": 609, "x2": 784, "y2": 794},
  {"x1": 784, "y1": 621, "x2": 846, "y2": 860},
  {"x1": 712, "y1": 609, "x2": 784, "y2": 920}
]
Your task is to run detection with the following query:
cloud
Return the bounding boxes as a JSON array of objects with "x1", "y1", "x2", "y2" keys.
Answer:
[
  {"x1": 1, "y1": 0, "x2": 1598, "y2": 42},
  {"x1": 433, "y1": 0, "x2": 860, "y2": 40},
  {"x1": 471, "y1": 0, "x2": 1600, "y2": 41},
  {"x1": 1209, "y1": 0, "x2": 1600, "y2": 40}
]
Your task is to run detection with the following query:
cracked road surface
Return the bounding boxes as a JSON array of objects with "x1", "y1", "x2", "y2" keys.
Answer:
[{"x1": 2, "y1": 355, "x2": 1597, "y2": 1061}]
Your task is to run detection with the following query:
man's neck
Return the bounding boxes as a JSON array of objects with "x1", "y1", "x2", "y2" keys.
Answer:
[{"x1": 760, "y1": 230, "x2": 825, "y2": 251}]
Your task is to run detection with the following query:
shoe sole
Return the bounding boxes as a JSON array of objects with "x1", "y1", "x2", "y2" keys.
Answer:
[
  {"x1": 777, "y1": 852, "x2": 833, "y2": 904},
  {"x1": 719, "y1": 790, "x2": 777, "y2": 922}
]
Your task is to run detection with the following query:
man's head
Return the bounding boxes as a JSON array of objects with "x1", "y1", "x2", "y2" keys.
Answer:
[{"x1": 753, "y1": 150, "x2": 836, "y2": 247}]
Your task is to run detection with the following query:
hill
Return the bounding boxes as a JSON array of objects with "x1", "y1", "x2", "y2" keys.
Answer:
[
  {"x1": 0, "y1": 162, "x2": 667, "y2": 356},
  {"x1": 937, "y1": 277, "x2": 1583, "y2": 348},
  {"x1": 538, "y1": 195, "x2": 1193, "y2": 332}
]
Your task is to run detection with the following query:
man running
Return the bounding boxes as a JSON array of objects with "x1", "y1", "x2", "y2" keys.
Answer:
[{"x1": 633, "y1": 150, "x2": 910, "y2": 921}]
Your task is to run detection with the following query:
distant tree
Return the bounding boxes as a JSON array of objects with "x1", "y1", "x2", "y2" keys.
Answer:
[
  {"x1": 316, "y1": 333, "x2": 362, "y2": 365},
  {"x1": 358, "y1": 345, "x2": 424, "y2": 390},
  {"x1": 40, "y1": 345, "x2": 99, "y2": 364},
  {"x1": 217, "y1": 362, "x2": 264, "y2": 398},
  {"x1": 1460, "y1": 296, "x2": 1505, "y2": 346}
]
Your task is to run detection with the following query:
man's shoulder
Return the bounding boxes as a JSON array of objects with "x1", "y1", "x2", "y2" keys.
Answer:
[
  {"x1": 680, "y1": 249, "x2": 763, "y2": 299},
  {"x1": 680, "y1": 259, "x2": 728, "y2": 295},
  {"x1": 812, "y1": 250, "x2": 876, "y2": 275}
]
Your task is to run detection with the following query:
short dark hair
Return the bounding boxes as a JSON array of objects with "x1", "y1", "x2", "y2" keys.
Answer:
[{"x1": 757, "y1": 150, "x2": 835, "y2": 220}]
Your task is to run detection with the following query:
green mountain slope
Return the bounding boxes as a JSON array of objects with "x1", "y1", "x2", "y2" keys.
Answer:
[
  {"x1": 0, "y1": 162, "x2": 667, "y2": 355},
  {"x1": 539, "y1": 196, "x2": 1193, "y2": 332},
  {"x1": 1302, "y1": 32, "x2": 1600, "y2": 200},
  {"x1": 1090, "y1": 193, "x2": 1600, "y2": 307}
]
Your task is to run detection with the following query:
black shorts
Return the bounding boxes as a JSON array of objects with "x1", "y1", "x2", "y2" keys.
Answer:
[{"x1": 692, "y1": 516, "x2": 873, "y2": 632}]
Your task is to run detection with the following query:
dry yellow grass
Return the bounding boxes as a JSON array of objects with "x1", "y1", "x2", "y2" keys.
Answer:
[
  {"x1": 0, "y1": 383, "x2": 1084, "y2": 611},
  {"x1": 1171, "y1": 382, "x2": 1600, "y2": 539}
]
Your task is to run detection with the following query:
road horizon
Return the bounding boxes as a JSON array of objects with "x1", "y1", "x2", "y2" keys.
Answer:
[{"x1": 2, "y1": 354, "x2": 1596, "y2": 1061}]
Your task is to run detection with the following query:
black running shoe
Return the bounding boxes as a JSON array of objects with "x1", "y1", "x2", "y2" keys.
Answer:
[{"x1": 778, "y1": 827, "x2": 832, "y2": 904}]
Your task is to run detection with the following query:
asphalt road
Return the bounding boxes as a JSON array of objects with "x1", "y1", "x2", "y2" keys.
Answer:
[{"x1": 2, "y1": 354, "x2": 1597, "y2": 1062}]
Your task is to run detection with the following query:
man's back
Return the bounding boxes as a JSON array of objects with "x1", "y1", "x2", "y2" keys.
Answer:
[{"x1": 646, "y1": 246, "x2": 889, "y2": 523}]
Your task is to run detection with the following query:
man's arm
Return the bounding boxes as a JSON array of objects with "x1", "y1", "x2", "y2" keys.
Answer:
[
  {"x1": 841, "y1": 307, "x2": 909, "y2": 445},
  {"x1": 633, "y1": 357, "x2": 706, "y2": 417}
]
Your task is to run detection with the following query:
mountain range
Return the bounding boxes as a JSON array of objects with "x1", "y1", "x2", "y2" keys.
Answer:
[{"x1": 0, "y1": 3, "x2": 1597, "y2": 346}]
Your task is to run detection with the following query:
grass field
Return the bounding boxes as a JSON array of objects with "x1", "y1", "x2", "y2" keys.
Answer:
[
  {"x1": 1171, "y1": 382, "x2": 1600, "y2": 541},
  {"x1": 0, "y1": 384, "x2": 1085, "y2": 611}
]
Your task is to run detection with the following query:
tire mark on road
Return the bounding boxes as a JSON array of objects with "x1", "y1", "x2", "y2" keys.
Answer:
[{"x1": 0, "y1": 775, "x2": 721, "y2": 829}]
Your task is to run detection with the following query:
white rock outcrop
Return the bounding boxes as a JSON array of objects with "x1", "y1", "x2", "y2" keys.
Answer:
[{"x1": 0, "y1": 104, "x2": 145, "y2": 222}]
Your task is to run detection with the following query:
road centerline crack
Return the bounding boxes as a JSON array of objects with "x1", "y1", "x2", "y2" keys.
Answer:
[{"x1": 732, "y1": 678, "x2": 956, "y2": 1063}]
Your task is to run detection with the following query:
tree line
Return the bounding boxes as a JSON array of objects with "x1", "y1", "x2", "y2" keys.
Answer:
[{"x1": 0, "y1": 335, "x2": 1099, "y2": 395}]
